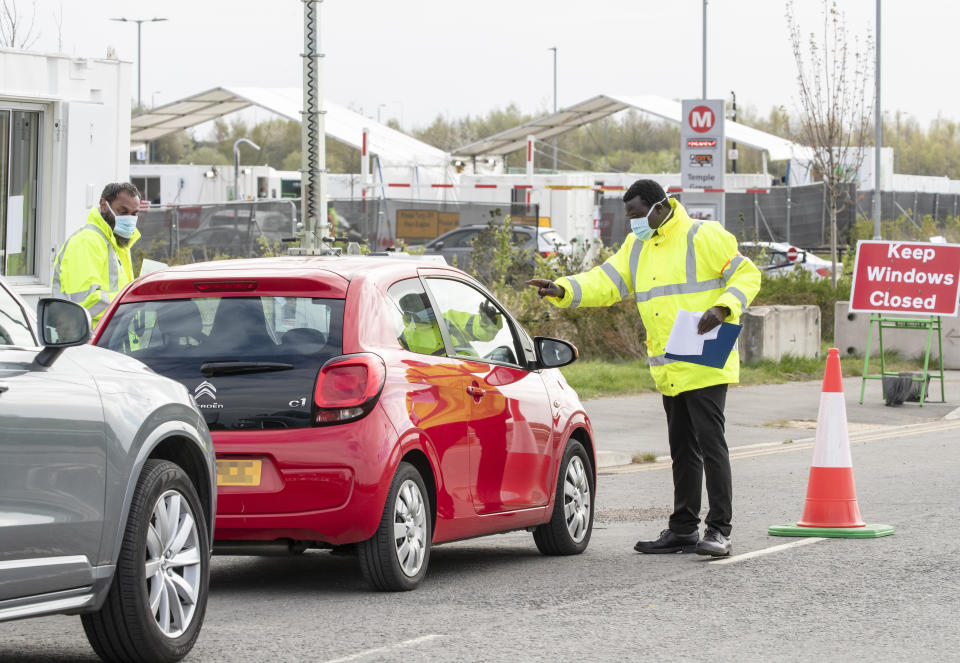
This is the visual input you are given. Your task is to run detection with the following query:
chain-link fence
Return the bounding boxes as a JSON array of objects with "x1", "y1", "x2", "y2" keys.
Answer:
[
  {"x1": 855, "y1": 190, "x2": 960, "y2": 226},
  {"x1": 135, "y1": 198, "x2": 541, "y2": 263}
]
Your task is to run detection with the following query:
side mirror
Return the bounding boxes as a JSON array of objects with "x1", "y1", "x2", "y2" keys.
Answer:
[
  {"x1": 35, "y1": 298, "x2": 91, "y2": 367},
  {"x1": 432, "y1": 241, "x2": 445, "y2": 251},
  {"x1": 533, "y1": 336, "x2": 578, "y2": 369}
]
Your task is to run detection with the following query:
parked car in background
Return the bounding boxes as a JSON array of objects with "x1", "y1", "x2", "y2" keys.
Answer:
[
  {"x1": 94, "y1": 256, "x2": 595, "y2": 591},
  {"x1": 422, "y1": 224, "x2": 572, "y2": 269},
  {"x1": 739, "y1": 241, "x2": 841, "y2": 279},
  {"x1": 0, "y1": 278, "x2": 215, "y2": 662}
]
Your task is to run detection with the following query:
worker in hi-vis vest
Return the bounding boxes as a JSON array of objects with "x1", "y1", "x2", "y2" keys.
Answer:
[
  {"x1": 527, "y1": 179, "x2": 761, "y2": 558},
  {"x1": 52, "y1": 183, "x2": 142, "y2": 325}
]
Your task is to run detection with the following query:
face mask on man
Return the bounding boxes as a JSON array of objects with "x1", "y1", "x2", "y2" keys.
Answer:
[
  {"x1": 630, "y1": 197, "x2": 668, "y2": 241},
  {"x1": 102, "y1": 203, "x2": 139, "y2": 238}
]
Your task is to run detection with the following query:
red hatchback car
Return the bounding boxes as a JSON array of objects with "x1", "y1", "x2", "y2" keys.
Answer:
[{"x1": 93, "y1": 256, "x2": 595, "y2": 590}]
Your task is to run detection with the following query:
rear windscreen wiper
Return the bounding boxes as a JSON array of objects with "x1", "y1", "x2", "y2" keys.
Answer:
[{"x1": 200, "y1": 361, "x2": 294, "y2": 377}]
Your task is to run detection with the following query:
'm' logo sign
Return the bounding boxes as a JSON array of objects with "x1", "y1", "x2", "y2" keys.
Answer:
[{"x1": 688, "y1": 106, "x2": 715, "y2": 133}]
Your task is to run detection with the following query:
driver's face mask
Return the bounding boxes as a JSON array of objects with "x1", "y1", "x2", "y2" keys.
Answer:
[{"x1": 405, "y1": 309, "x2": 436, "y2": 325}]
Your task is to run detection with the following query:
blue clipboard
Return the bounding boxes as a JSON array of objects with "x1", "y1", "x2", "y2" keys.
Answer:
[{"x1": 664, "y1": 322, "x2": 742, "y2": 369}]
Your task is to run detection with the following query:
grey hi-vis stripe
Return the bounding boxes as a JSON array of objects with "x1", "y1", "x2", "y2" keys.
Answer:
[
  {"x1": 628, "y1": 238, "x2": 643, "y2": 291},
  {"x1": 599, "y1": 262, "x2": 630, "y2": 301},
  {"x1": 725, "y1": 286, "x2": 748, "y2": 309},
  {"x1": 567, "y1": 275, "x2": 583, "y2": 309},
  {"x1": 647, "y1": 354, "x2": 676, "y2": 366},
  {"x1": 722, "y1": 255, "x2": 745, "y2": 281},
  {"x1": 686, "y1": 221, "x2": 703, "y2": 282},
  {"x1": 52, "y1": 223, "x2": 119, "y2": 307}
]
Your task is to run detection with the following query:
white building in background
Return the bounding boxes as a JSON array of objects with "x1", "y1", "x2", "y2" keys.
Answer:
[{"x1": 0, "y1": 47, "x2": 132, "y2": 303}]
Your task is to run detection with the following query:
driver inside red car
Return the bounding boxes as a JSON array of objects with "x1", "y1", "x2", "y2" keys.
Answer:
[{"x1": 398, "y1": 292, "x2": 501, "y2": 356}]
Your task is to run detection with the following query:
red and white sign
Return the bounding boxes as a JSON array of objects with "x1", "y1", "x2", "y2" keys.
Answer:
[
  {"x1": 687, "y1": 105, "x2": 715, "y2": 133},
  {"x1": 850, "y1": 240, "x2": 960, "y2": 316},
  {"x1": 786, "y1": 246, "x2": 799, "y2": 262}
]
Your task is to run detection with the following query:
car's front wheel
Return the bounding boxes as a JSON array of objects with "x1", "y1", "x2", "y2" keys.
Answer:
[
  {"x1": 533, "y1": 438, "x2": 594, "y2": 555},
  {"x1": 82, "y1": 459, "x2": 210, "y2": 663},
  {"x1": 358, "y1": 461, "x2": 432, "y2": 591}
]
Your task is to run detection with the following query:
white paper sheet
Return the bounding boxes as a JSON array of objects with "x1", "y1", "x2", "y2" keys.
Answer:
[
  {"x1": 5, "y1": 195, "x2": 24, "y2": 256},
  {"x1": 665, "y1": 309, "x2": 720, "y2": 356},
  {"x1": 140, "y1": 258, "x2": 169, "y2": 277}
]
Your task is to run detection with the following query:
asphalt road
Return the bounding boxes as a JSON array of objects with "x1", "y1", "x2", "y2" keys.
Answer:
[{"x1": 2, "y1": 414, "x2": 958, "y2": 662}]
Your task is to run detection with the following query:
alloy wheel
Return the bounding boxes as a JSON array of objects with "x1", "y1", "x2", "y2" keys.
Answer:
[
  {"x1": 563, "y1": 456, "x2": 591, "y2": 543},
  {"x1": 144, "y1": 489, "x2": 203, "y2": 638},
  {"x1": 393, "y1": 479, "x2": 427, "y2": 577}
]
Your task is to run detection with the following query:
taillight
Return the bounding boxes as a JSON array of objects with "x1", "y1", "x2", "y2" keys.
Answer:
[
  {"x1": 195, "y1": 280, "x2": 258, "y2": 292},
  {"x1": 313, "y1": 353, "x2": 386, "y2": 425},
  {"x1": 816, "y1": 267, "x2": 832, "y2": 277},
  {"x1": 540, "y1": 251, "x2": 556, "y2": 259}
]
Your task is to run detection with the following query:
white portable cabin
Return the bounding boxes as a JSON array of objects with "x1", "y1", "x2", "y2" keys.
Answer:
[{"x1": 0, "y1": 48, "x2": 132, "y2": 305}]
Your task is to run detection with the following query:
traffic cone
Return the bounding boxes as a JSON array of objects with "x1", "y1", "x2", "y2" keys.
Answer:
[{"x1": 768, "y1": 348, "x2": 894, "y2": 538}]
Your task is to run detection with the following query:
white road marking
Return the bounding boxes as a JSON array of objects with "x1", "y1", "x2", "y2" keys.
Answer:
[
  {"x1": 945, "y1": 405, "x2": 960, "y2": 420},
  {"x1": 709, "y1": 537, "x2": 827, "y2": 566},
  {"x1": 322, "y1": 635, "x2": 443, "y2": 663}
]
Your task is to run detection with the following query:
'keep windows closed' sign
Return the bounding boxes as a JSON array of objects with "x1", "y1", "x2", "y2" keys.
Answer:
[{"x1": 849, "y1": 240, "x2": 960, "y2": 316}]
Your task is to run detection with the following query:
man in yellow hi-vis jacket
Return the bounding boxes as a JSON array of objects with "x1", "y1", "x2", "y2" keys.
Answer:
[
  {"x1": 528, "y1": 179, "x2": 761, "y2": 557},
  {"x1": 52, "y1": 183, "x2": 142, "y2": 325}
]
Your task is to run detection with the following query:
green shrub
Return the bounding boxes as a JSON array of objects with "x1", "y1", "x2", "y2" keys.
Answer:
[{"x1": 752, "y1": 268, "x2": 851, "y2": 342}]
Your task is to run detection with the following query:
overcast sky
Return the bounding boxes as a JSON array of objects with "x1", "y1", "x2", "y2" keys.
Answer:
[{"x1": 11, "y1": 0, "x2": 955, "y2": 134}]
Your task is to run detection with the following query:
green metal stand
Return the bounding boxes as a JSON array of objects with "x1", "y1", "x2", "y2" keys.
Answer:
[{"x1": 858, "y1": 314, "x2": 946, "y2": 406}]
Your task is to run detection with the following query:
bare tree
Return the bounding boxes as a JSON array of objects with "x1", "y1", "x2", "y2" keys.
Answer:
[
  {"x1": 52, "y1": 1, "x2": 62, "y2": 53},
  {"x1": 0, "y1": 0, "x2": 40, "y2": 49},
  {"x1": 787, "y1": 0, "x2": 873, "y2": 287}
]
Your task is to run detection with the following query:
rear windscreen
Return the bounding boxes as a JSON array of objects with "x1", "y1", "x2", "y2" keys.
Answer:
[{"x1": 97, "y1": 296, "x2": 344, "y2": 430}]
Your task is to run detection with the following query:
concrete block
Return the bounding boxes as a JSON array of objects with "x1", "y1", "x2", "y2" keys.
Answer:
[
  {"x1": 741, "y1": 305, "x2": 821, "y2": 363},
  {"x1": 834, "y1": 301, "x2": 960, "y2": 369}
]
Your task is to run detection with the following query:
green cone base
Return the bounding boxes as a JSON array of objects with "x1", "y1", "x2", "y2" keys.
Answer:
[{"x1": 768, "y1": 523, "x2": 894, "y2": 538}]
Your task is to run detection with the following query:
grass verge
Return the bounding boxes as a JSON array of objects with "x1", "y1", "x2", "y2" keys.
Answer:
[{"x1": 560, "y1": 351, "x2": 926, "y2": 400}]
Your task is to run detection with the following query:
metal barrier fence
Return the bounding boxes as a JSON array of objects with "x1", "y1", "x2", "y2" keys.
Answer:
[
  {"x1": 601, "y1": 183, "x2": 862, "y2": 249},
  {"x1": 136, "y1": 198, "x2": 540, "y2": 263},
  {"x1": 136, "y1": 187, "x2": 957, "y2": 265}
]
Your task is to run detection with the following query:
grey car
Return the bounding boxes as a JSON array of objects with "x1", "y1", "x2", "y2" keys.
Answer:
[{"x1": 0, "y1": 277, "x2": 216, "y2": 663}]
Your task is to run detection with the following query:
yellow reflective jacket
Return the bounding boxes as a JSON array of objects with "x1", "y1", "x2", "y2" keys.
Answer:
[
  {"x1": 52, "y1": 207, "x2": 141, "y2": 324},
  {"x1": 401, "y1": 310, "x2": 500, "y2": 356},
  {"x1": 547, "y1": 199, "x2": 761, "y2": 396}
]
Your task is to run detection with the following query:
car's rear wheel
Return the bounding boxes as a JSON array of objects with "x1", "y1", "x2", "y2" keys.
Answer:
[
  {"x1": 358, "y1": 461, "x2": 432, "y2": 591},
  {"x1": 82, "y1": 459, "x2": 209, "y2": 663},
  {"x1": 533, "y1": 438, "x2": 594, "y2": 555}
]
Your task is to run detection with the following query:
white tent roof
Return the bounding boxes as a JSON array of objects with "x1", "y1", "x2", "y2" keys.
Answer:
[
  {"x1": 130, "y1": 86, "x2": 449, "y2": 167},
  {"x1": 453, "y1": 94, "x2": 810, "y2": 161}
]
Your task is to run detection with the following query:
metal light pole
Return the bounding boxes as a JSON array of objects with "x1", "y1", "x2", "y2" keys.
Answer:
[
  {"x1": 730, "y1": 90, "x2": 737, "y2": 174},
  {"x1": 109, "y1": 17, "x2": 167, "y2": 113},
  {"x1": 872, "y1": 0, "x2": 882, "y2": 239},
  {"x1": 549, "y1": 46, "x2": 558, "y2": 171},
  {"x1": 702, "y1": 0, "x2": 708, "y2": 99},
  {"x1": 234, "y1": 138, "x2": 260, "y2": 201}
]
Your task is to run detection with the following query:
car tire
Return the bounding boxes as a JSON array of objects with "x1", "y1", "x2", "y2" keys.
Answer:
[
  {"x1": 81, "y1": 459, "x2": 210, "y2": 663},
  {"x1": 533, "y1": 438, "x2": 594, "y2": 556},
  {"x1": 358, "y1": 461, "x2": 432, "y2": 591}
]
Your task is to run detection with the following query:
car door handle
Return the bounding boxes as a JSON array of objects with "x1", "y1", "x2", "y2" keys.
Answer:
[
  {"x1": 466, "y1": 384, "x2": 485, "y2": 400},
  {"x1": 0, "y1": 383, "x2": 8, "y2": 394}
]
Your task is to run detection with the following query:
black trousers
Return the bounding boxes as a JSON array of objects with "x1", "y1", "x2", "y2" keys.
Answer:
[{"x1": 662, "y1": 384, "x2": 732, "y2": 537}]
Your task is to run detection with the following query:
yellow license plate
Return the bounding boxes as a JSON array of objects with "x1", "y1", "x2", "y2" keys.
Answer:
[{"x1": 216, "y1": 459, "x2": 262, "y2": 487}]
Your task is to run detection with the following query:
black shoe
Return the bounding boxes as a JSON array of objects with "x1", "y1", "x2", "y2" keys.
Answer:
[
  {"x1": 634, "y1": 528, "x2": 699, "y2": 554},
  {"x1": 695, "y1": 528, "x2": 732, "y2": 557}
]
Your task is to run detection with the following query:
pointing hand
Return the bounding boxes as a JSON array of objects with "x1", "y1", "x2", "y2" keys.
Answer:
[{"x1": 525, "y1": 279, "x2": 564, "y2": 299}]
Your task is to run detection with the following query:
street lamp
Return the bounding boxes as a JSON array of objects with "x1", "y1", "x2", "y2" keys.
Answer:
[
  {"x1": 548, "y1": 46, "x2": 557, "y2": 171},
  {"x1": 110, "y1": 16, "x2": 168, "y2": 114},
  {"x1": 234, "y1": 138, "x2": 261, "y2": 201}
]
